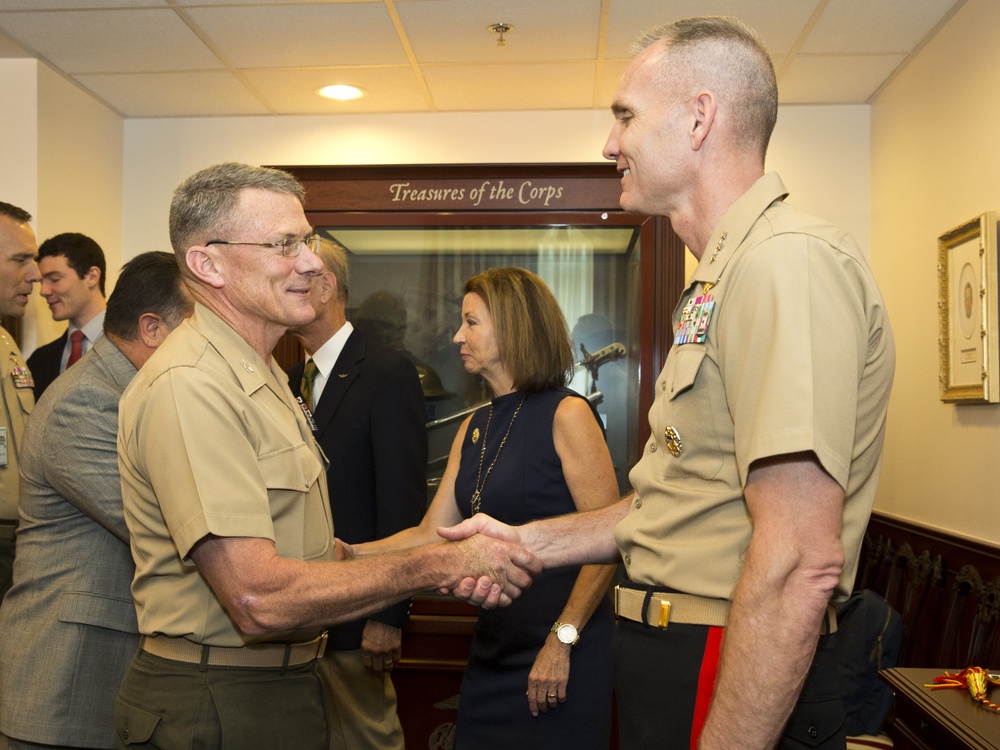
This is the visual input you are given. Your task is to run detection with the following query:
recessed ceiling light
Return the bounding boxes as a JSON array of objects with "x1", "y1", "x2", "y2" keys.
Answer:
[{"x1": 317, "y1": 85, "x2": 367, "y2": 101}]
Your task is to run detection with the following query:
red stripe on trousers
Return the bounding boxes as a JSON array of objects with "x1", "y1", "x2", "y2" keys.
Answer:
[{"x1": 690, "y1": 626, "x2": 724, "y2": 749}]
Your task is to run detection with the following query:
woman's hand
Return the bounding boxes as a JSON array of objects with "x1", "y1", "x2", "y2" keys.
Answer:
[{"x1": 526, "y1": 634, "x2": 571, "y2": 716}]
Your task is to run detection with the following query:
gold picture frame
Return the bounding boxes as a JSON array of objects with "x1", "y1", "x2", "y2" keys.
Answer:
[{"x1": 938, "y1": 212, "x2": 999, "y2": 403}]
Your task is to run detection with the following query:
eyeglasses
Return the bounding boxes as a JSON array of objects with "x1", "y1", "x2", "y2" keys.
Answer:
[{"x1": 206, "y1": 233, "x2": 321, "y2": 258}]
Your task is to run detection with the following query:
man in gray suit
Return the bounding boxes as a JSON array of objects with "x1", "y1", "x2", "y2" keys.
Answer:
[{"x1": 0, "y1": 252, "x2": 193, "y2": 750}]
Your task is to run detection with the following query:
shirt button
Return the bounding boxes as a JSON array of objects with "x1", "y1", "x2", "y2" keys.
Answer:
[
  {"x1": 661, "y1": 380, "x2": 667, "y2": 391},
  {"x1": 634, "y1": 497, "x2": 642, "y2": 509},
  {"x1": 623, "y1": 553, "x2": 631, "y2": 566},
  {"x1": 807, "y1": 726, "x2": 818, "y2": 740},
  {"x1": 649, "y1": 443, "x2": 657, "y2": 453}
]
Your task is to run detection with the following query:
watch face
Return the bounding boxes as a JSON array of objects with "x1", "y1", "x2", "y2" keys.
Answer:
[{"x1": 557, "y1": 624, "x2": 578, "y2": 644}]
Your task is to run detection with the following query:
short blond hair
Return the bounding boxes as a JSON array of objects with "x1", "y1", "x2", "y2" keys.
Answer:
[{"x1": 633, "y1": 16, "x2": 777, "y2": 161}]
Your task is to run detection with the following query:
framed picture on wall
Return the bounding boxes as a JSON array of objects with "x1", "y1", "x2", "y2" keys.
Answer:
[{"x1": 938, "y1": 211, "x2": 999, "y2": 403}]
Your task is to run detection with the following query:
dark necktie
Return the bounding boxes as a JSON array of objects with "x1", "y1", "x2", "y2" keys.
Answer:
[
  {"x1": 300, "y1": 359, "x2": 318, "y2": 410},
  {"x1": 67, "y1": 330, "x2": 85, "y2": 368}
]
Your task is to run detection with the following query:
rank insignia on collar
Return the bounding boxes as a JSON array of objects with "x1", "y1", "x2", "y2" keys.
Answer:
[{"x1": 674, "y1": 293, "x2": 715, "y2": 345}]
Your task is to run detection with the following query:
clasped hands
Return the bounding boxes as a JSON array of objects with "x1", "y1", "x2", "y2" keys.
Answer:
[
  {"x1": 335, "y1": 514, "x2": 531, "y2": 608},
  {"x1": 436, "y1": 513, "x2": 528, "y2": 608}
]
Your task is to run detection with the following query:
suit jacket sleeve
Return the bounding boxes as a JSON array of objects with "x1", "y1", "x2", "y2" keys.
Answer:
[
  {"x1": 42, "y1": 378, "x2": 129, "y2": 542},
  {"x1": 26, "y1": 333, "x2": 66, "y2": 402},
  {"x1": 368, "y1": 356, "x2": 427, "y2": 629}
]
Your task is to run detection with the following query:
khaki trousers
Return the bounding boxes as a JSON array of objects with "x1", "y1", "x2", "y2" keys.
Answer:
[{"x1": 316, "y1": 649, "x2": 405, "y2": 750}]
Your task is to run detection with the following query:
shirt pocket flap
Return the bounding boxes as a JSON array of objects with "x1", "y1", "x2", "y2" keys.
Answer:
[
  {"x1": 16, "y1": 386, "x2": 32, "y2": 415},
  {"x1": 258, "y1": 442, "x2": 322, "y2": 492},
  {"x1": 666, "y1": 345, "x2": 708, "y2": 401}
]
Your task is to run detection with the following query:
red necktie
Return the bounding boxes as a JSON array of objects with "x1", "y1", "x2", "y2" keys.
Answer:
[{"x1": 67, "y1": 329, "x2": 85, "y2": 368}]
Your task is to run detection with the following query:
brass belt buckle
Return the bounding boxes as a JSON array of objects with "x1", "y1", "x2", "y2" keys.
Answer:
[{"x1": 657, "y1": 598, "x2": 671, "y2": 629}]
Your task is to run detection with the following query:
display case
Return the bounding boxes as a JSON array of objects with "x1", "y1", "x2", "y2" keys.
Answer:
[{"x1": 275, "y1": 163, "x2": 685, "y2": 748}]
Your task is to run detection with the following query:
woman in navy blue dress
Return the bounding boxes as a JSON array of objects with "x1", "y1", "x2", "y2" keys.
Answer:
[{"x1": 357, "y1": 267, "x2": 619, "y2": 748}]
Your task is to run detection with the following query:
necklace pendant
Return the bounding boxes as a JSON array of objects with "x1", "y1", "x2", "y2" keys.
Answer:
[{"x1": 471, "y1": 490, "x2": 482, "y2": 515}]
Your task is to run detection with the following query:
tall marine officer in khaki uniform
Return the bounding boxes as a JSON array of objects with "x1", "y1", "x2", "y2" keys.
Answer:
[
  {"x1": 0, "y1": 202, "x2": 40, "y2": 605},
  {"x1": 441, "y1": 16, "x2": 894, "y2": 750},
  {"x1": 113, "y1": 162, "x2": 541, "y2": 750}
]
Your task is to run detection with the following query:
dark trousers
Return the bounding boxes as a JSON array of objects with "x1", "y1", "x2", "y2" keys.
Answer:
[
  {"x1": 614, "y1": 618, "x2": 845, "y2": 749},
  {"x1": 114, "y1": 650, "x2": 328, "y2": 750}
]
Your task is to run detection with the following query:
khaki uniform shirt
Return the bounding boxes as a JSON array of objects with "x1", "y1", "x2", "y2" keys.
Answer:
[
  {"x1": 616, "y1": 172, "x2": 895, "y2": 602},
  {"x1": 0, "y1": 326, "x2": 33, "y2": 520},
  {"x1": 118, "y1": 304, "x2": 334, "y2": 647}
]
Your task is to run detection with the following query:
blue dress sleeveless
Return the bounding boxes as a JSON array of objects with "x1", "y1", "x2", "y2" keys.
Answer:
[{"x1": 453, "y1": 388, "x2": 614, "y2": 749}]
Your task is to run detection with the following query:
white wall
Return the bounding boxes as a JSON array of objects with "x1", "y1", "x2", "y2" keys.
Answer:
[
  {"x1": 28, "y1": 65, "x2": 124, "y2": 353},
  {"x1": 870, "y1": 0, "x2": 1000, "y2": 543},
  {"x1": 0, "y1": 60, "x2": 38, "y2": 218},
  {"x1": 124, "y1": 105, "x2": 871, "y2": 280}
]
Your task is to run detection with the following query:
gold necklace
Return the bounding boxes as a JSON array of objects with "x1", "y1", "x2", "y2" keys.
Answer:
[{"x1": 470, "y1": 394, "x2": 525, "y2": 514}]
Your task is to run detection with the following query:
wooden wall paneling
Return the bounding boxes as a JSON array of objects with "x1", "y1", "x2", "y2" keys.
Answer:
[{"x1": 858, "y1": 513, "x2": 1000, "y2": 670}]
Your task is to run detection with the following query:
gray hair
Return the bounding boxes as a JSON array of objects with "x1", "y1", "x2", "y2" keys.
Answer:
[
  {"x1": 316, "y1": 237, "x2": 350, "y2": 303},
  {"x1": 168, "y1": 162, "x2": 306, "y2": 265},
  {"x1": 632, "y1": 16, "x2": 778, "y2": 161}
]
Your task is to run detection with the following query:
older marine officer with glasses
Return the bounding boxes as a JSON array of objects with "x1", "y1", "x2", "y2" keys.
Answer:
[{"x1": 113, "y1": 162, "x2": 541, "y2": 750}]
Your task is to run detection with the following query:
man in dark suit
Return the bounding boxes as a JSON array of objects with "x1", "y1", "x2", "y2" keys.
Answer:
[
  {"x1": 0, "y1": 252, "x2": 192, "y2": 750},
  {"x1": 288, "y1": 238, "x2": 426, "y2": 750},
  {"x1": 27, "y1": 232, "x2": 107, "y2": 400}
]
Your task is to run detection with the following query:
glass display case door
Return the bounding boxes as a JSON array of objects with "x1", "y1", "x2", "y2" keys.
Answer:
[{"x1": 279, "y1": 163, "x2": 684, "y2": 495}]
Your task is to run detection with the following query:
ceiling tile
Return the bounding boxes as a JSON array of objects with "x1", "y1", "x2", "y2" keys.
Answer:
[
  {"x1": 185, "y1": 3, "x2": 407, "y2": 68},
  {"x1": 0, "y1": 1, "x2": 168, "y2": 8},
  {"x1": 242, "y1": 66, "x2": 431, "y2": 114},
  {"x1": 778, "y1": 54, "x2": 907, "y2": 104},
  {"x1": 74, "y1": 70, "x2": 270, "y2": 117},
  {"x1": 800, "y1": 0, "x2": 958, "y2": 54},
  {"x1": 0, "y1": 28, "x2": 27, "y2": 56},
  {"x1": 596, "y1": 60, "x2": 629, "y2": 108},
  {"x1": 173, "y1": 0, "x2": 375, "y2": 4},
  {"x1": 422, "y1": 62, "x2": 596, "y2": 111},
  {"x1": 604, "y1": 0, "x2": 823, "y2": 58},
  {"x1": 0, "y1": 0, "x2": 971, "y2": 115},
  {"x1": 0, "y1": 8, "x2": 223, "y2": 73},
  {"x1": 397, "y1": 0, "x2": 602, "y2": 63}
]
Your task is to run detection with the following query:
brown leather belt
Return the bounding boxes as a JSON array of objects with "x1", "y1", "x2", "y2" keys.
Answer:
[
  {"x1": 141, "y1": 631, "x2": 327, "y2": 668},
  {"x1": 614, "y1": 584, "x2": 730, "y2": 628},
  {"x1": 614, "y1": 584, "x2": 837, "y2": 634}
]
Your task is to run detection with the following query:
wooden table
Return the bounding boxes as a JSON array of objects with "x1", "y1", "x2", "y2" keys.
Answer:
[{"x1": 881, "y1": 667, "x2": 1000, "y2": 749}]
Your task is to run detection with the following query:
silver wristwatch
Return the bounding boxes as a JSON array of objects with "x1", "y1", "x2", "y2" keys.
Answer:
[{"x1": 551, "y1": 621, "x2": 579, "y2": 646}]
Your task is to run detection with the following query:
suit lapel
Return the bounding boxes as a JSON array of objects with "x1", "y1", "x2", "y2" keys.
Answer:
[{"x1": 310, "y1": 331, "x2": 364, "y2": 435}]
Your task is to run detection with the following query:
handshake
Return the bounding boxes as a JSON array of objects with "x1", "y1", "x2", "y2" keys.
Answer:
[{"x1": 339, "y1": 513, "x2": 539, "y2": 608}]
